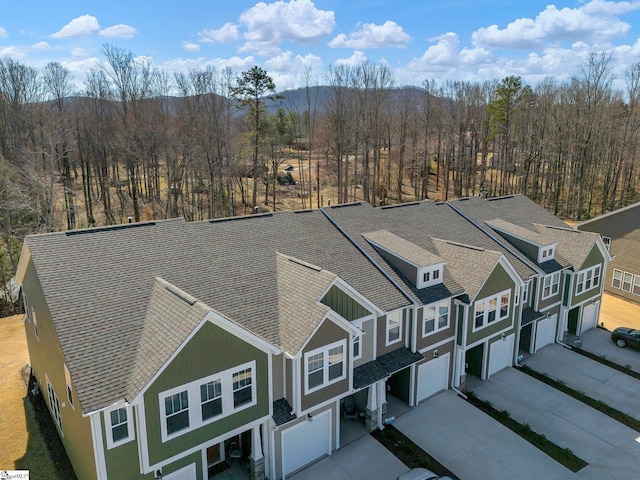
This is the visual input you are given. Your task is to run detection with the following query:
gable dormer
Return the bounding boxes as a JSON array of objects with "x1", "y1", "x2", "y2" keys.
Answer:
[
  {"x1": 486, "y1": 219, "x2": 557, "y2": 264},
  {"x1": 362, "y1": 230, "x2": 445, "y2": 289}
]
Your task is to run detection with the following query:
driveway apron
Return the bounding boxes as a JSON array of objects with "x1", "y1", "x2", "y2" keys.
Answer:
[
  {"x1": 472, "y1": 367, "x2": 640, "y2": 480},
  {"x1": 524, "y1": 343, "x2": 640, "y2": 421},
  {"x1": 393, "y1": 390, "x2": 576, "y2": 480}
]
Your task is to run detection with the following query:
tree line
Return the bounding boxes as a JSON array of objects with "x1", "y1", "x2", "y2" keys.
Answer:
[{"x1": 1, "y1": 47, "x2": 639, "y2": 313}]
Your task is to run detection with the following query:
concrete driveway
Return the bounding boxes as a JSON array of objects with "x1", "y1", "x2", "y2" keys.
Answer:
[
  {"x1": 473, "y1": 368, "x2": 640, "y2": 480},
  {"x1": 393, "y1": 390, "x2": 576, "y2": 480},
  {"x1": 288, "y1": 434, "x2": 408, "y2": 480},
  {"x1": 524, "y1": 342, "x2": 640, "y2": 421},
  {"x1": 578, "y1": 327, "x2": 640, "y2": 373}
]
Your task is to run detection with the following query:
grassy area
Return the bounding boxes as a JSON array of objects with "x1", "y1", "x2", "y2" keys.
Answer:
[
  {"x1": 371, "y1": 425, "x2": 458, "y2": 479},
  {"x1": 465, "y1": 392, "x2": 587, "y2": 473},
  {"x1": 517, "y1": 364, "x2": 640, "y2": 433}
]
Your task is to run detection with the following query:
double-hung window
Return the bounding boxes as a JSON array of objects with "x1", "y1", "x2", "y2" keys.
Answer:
[
  {"x1": 542, "y1": 272, "x2": 560, "y2": 299},
  {"x1": 422, "y1": 301, "x2": 450, "y2": 337},
  {"x1": 473, "y1": 290, "x2": 510, "y2": 331},
  {"x1": 232, "y1": 368, "x2": 253, "y2": 408},
  {"x1": 304, "y1": 340, "x2": 346, "y2": 394},
  {"x1": 352, "y1": 333, "x2": 362, "y2": 360},
  {"x1": 576, "y1": 265, "x2": 601, "y2": 295},
  {"x1": 165, "y1": 391, "x2": 189, "y2": 436},
  {"x1": 105, "y1": 406, "x2": 134, "y2": 449},
  {"x1": 46, "y1": 374, "x2": 62, "y2": 435},
  {"x1": 200, "y1": 379, "x2": 222, "y2": 420},
  {"x1": 386, "y1": 311, "x2": 402, "y2": 345}
]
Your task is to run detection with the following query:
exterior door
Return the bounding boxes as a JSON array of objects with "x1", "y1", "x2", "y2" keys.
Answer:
[
  {"x1": 580, "y1": 303, "x2": 598, "y2": 334},
  {"x1": 535, "y1": 315, "x2": 557, "y2": 352},
  {"x1": 416, "y1": 354, "x2": 449, "y2": 403},
  {"x1": 488, "y1": 334, "x2": 514, "y2": 377},
  {"x1": 281, "y1": 409, "x2": 331, "y2": 478}
]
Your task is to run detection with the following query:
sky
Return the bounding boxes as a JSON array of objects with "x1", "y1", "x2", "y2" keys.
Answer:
[{"x1": 3, "y1": 0, "x2": 640, "y2": 92}]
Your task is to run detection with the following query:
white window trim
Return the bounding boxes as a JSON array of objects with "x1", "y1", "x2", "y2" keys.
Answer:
[
  {"x1": 538, "y1": 246, "x2": 555, "y2": 263},
  {"x1": 418, "y1": 264, "x2": 444, "y2": 289},
  {"x1": 575, "y1": 264, "x2": 601, "y2": 295},
  {"x1": 352, "y1": 332, "x2": 362, "y2": 361},
  {"x1": 612, "y1": 268, "x2": 640, "y2": 296},
  {"x1": 473, "y1": 289, "x2": 511, "y2": 332},
  {"x1": 304, "y1": 339, "x2": 347, "y2": 395},
  {"x1": 105, "y1": 405, "x2": 134, "y2": 449},
  {"x1": 541, "y1": 272, "x2": 560, "y2": 300},
  {"x1": 46, "y1": 374, "x2": 63, "y2": 436},
  {"x1": 421, "y1": 300, "x2": 450, "y2": 338},
  {"x1": 522, "y1": 281, "x2": 529, "y2": 305},
  {"x1": 159, "y1": 360, "x2": 257, "y2": 443},
  {"x1": 601, "y1": 236, "x2": 611, "y2": 251},
  {"x1": 385, "y1": 310, "x2": 403, "y2": 346},
  {"x1": 32, "y1": 307, "x2": 39, "y2": 340}
]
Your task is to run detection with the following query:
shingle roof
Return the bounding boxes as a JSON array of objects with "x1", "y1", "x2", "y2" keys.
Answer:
[
  {"x1": 486, "y1": 218, "x2": 554, "y2": 247},
  {"x1": 534, "y1": 224, "x2": 602, "y2": 270},
  {"x1": 25, "y1": 210, "x2": 409, "y2": 413},
  {"x1": 353, "y1": 347, "x2": 424, "y2": 390},
  {"x1": 362, "y1": 230, "x2": 444, "y2": 267}
]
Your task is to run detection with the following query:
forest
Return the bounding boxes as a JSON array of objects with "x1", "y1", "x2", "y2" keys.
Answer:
[{"x1": 1, "y1": 46, "x2": 640, "y2": 314}]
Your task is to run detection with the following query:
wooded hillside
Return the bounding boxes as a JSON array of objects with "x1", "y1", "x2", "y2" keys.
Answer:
[{"x1": 1, "y1": 48, "x2": 639, "y2": 314}]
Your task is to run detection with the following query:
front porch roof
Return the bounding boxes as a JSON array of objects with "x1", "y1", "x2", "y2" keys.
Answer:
[
  {"x1": 521, "y1": 306, "x2": 546, "y2": 326},
  {"x1": 272, "y1": 398, "x2": 297, "y2": 426},
  {"x1": 353, "y1": 347, "x2": 424, "y2": 390}
]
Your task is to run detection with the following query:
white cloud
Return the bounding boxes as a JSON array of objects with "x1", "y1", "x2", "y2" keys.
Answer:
[
  {"x1": 472, "y1": 0, "x2": 640, "y2": 49},
  {"x1": 198, "y1": 22, "x2": 239, "y2": 43},
  {"x1": 0, "y1": 27, "x2": 8, "y2": 38},
  {"x1": 71, "y1": 48, "x2": 90, "y2": 58},
  {"x1": 99, "y1": 24, "x2": 137, "y2": 39},
  {"x1": 31, "y1": 42, "x2": 51, "y2": 51},
  {"x1": 335, "y1": 50, "x2": 368, "y2": 67},
  {"x1": 51, "y1": 15, "x2": 100, "y2": 39},
  {"x1": 239, "y1": 0, "x2": 336, "y2": 55},
  {"x1": 0, "y1": 46, "x2": 26, "y2": 60},
  {"x1": 264, "y1": 51, "x2": 323, "y2": 90},
  {"x1": 328, "y1": 21, "x2": 410, "y2": 49},
  {"x1": 182, "y1": 41, "x2": 201, "y2": 52}
]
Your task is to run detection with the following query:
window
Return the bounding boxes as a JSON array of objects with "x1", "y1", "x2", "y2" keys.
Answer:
[
  {"x1": 602, "y1": 236, "x2": 611, "y2": 251},
  {"x1": 542, "y1": 272, "x2": 560, "y2": 299},
  {"x1": 522, "y1": 282, "x2": 529, "y2": 305},
  {"x1": 200, "y1": 379, "x2": 222, "y2": 420},
  {"x1": 104, "y1": 406, "x2": 135, "y2": 449},
  {"x1": 353, "y1": 333, "x2": 361, "y2": 360},
  {"x1": 473, "y1": 290, "x2": 511, "y2": 331},
  {"x1": 159, "y1": 361, "x2": 256, "y2": 442},
  {"x1": 612, "y1": 269, "x2": 622, "y2": 289},
  {"x1": 32, "y1": 307, "x2": 39, "y2": 339},
  {"x1": 164, "y1": 391, "x2": 189, "y2": 435},
  {"x1": 64, "y1": 364, "x2": 73, "y2": 408},
  {"x1": 232, "y1": 368, "x2": 253, "y2": 408},
  {"x1": 423, "y1": 271, "x2": 430, "y2": 282},
  {"x1": 304, "y1": 340, "x2": 346, "y2": 394},
  {"x1": 46, "y1": 375, "x2": 62, "y2": 434},
  {"x1": 576, "y1": 265, "x2": 601, "y2": 295},
  {"x1": 419, "y1": 265, "x2": 443, "y2": 288},
  {"x1": 623, "y1": 272, "x2": 633, "y2": 292},
  {"x1": 422, "y1": 301, "x2": 450, "y2": 337},
  {"x1": 539, "y1": 246, "x2": 555, "y2": 262},
  {"x1": 635, "y1": 276, "x2": 640, "y2": 296},
  {"x1": 386, "y1": 311, "x2": 402, "y2": 345}
]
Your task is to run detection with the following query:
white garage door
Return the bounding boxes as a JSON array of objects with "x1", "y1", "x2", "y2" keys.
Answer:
[
  {"x1": 416, "y1": 353, "x2": 449, "y2": 403},
  {"x1": 164, "y1": 464, "x2": 196, "y2": 480},
  {"x1": 535, "y1": 314, "x2": 557, "y2": 352},
  {"x1": 488, "y1": 334, "x2": 514, "y2": 377},
  {"x1": 282, "y1": 409, "x2": 331, "y2": 478},
  {"x1": 581, "y1": 303, "x2": 598, "y2": 334}
]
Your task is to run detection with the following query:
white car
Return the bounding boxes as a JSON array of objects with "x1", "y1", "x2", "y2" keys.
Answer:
[{"x1": 396, "y1": 468, "x2": 453, "y2": 480}]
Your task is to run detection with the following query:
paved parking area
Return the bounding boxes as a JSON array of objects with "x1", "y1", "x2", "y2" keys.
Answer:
[
  {"x1": 578, "y1": 327, "x2": 640, "y2": 373},
  {"x1": 524, "y1": 342, "x2": 640, "y2": 421},
  {"x1": 288, "y1": 434, "x2": 408, "y2": 480},
  {"x1": 473, "y1": 368, "x2": 640, "y2": 480},
  {"x1": 394, "y1": 390, "x2": 576, "y2": 480}
]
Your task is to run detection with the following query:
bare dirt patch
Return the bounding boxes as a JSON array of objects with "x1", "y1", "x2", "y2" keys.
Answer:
[
  {"x1": 0, "y1": 315, "x2": 60, "y2": 478},
  {"x1": 598, "y1": 293, "x2": 640, "y2": 332}
]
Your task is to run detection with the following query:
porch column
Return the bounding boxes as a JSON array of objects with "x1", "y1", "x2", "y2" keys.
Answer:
[
  {"x1": 365, "y1": 384, "x2": 378, "y2": 432},
  {"x1": 249, "y1": 424, "x2": 265, "y2": 480},
  {"x1": 378, "y1": 380, "x2": 388, "y2": 426}
]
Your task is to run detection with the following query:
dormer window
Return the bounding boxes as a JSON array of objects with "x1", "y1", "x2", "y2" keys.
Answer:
[
  {"x1": 418, "y1": 264, "x2": 444, "y2": 289},
  {"x1": 538, "y1": 245, "x2": 555, "y2": 263}
]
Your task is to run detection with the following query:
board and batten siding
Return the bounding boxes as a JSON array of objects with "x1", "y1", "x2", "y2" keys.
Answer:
[
  {"x1": 143, "y1": 320, "x2": 269, "y2": 466},
  {"x1": 321, "y1": 285, "x2": 371, "y2": 321}
]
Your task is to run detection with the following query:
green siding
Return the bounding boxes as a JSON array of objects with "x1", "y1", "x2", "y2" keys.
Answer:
[
  {"x1": 144, "y1": 321, "x2": 269, "y2": 465},
  {"x1": 301, "y1": 318, "x2": 350, "y2": 411},
  {"x1": 572, "y1": 245, "x2": 606, "y2": 305},
  {"x1": 22, "y1": 258, "x2": 98, "y2": 480},
  {"x1": 467, "y1": 263, "x2": 516, "y2": 345},
  {"x1": 321, "y1": 285, "x2": 371, "y2": 321},
  {"x1": 102, "y1": 409, "x2": 147, "y2": 480}
]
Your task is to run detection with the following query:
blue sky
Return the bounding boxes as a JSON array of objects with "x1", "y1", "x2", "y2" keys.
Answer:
[{"x1": 3, "y1": 0, "x2": 640, "y2": 91}]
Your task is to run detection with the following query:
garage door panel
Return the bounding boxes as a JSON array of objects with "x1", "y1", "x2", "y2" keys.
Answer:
[
  {"x1": 535, "y1": 315, "x2": 557, "y2": 352},
  {"x1": 488, "y1": 334, "x2": 514, "y2": 377},
  {"x1": 417, "y1": 354, "x2": 449, "y2": 403},
  {"x1": 164, "y1": 464, "x2": 196, "y2": 480},
  {"x1": 282, "y1": 410, "x2": 331, "y2": 477},
  {"x1": 581, "y1": 303, "x2": 598, "y2": 335}
]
